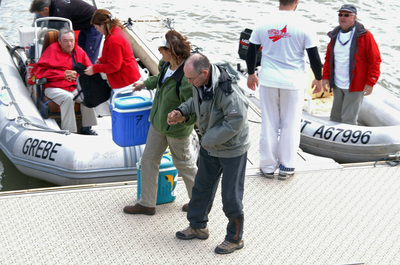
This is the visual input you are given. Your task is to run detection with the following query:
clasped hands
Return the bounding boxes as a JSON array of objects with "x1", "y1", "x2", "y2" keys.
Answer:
[
  {"x1": 167, "y1": 110, "x2": 186, "y2": 125},
  {"x1": 64, "y1": 70, "x2": 77, "y2": 82}
]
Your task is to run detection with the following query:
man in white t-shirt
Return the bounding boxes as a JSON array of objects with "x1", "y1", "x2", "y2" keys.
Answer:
[{"x1": 246, "y1": 0, "x2": 322, "y2": 180}]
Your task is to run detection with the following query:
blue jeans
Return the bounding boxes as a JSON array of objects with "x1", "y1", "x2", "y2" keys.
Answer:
[
  {"x1": 187, "y1": 147, "x2": 247, "y2": 243},
  {"x1": 78, "y1": 26, "x2": 103, "y2": 64}
]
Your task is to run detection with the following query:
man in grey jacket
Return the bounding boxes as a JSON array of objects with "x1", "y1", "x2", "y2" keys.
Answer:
[{"x1": 167, "y1": 53, "x2": 250, "y2": 254}]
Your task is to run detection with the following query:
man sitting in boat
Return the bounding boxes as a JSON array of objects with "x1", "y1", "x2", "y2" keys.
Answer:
[
  {"x1": 34, "y1": 27, "x2": 98, "y2": 135},
  {"x1": 29, "y1": 0, "x2": 102, "y2": 64}
]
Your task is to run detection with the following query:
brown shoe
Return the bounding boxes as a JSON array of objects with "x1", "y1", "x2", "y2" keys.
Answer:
[
  {"x1": 215, "y1": 239, "x2": 244, "y2": 254},
  {"x1": 123, "y1": 203, "x2": 155, "y2": 215},
  {"x1": 182, "y1": 203, "x2": 189, "y2": 212}
]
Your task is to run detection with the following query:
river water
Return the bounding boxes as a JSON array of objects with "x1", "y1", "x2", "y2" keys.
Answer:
[{"x1": 0, "y1": 0, "x2": 399, "y2": 191}]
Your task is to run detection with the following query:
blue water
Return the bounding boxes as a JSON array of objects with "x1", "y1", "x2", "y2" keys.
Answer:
[{"x1": 0, "y1": 0, "x2": 399, "y2": 191}]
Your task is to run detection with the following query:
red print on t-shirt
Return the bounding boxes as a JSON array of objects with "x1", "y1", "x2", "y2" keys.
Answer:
[{"x1": 268, "y1": 25, "x2": 291, "y2": 42}]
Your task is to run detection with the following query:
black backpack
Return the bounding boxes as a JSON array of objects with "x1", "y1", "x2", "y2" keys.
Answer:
[{"x1": 73, "y1": 62, "x2": 111, "y2": 108}]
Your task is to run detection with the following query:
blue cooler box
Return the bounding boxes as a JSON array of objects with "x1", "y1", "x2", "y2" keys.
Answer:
[
  {"x1": 111, "y1": 95, "x2": 152, "y2": 147},
  {"x1": 137, "y1": 155, "x2": 178, "y2": 205}
]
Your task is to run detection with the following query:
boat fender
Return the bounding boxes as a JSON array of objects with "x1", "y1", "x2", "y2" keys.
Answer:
[{"x1": 9, "y1": 45, "x2": 27, "y2": 81}]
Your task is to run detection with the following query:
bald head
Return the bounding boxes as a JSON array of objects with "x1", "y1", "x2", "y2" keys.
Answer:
[{"x1": 184, "y1": 53, "x2": 211, "y2": 87}]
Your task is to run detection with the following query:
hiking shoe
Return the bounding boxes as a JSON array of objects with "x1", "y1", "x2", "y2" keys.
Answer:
[
  {"x1": 214, "y1": 239, "x2": 244, "y2": 254},
  {"x1": 278, "y1": 164, "x2": 295, "y2": 180},
  {"x1": 176, "y1": 226, "x2": 209, "y2": 240},
  {"x1": 261, "y1": 169, "x2": 275, "y2": 179}
]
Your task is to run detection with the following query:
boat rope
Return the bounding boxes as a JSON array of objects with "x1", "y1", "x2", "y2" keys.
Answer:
[
  {"x1": 1, "y1": 62, "x2": 69, "y2": 135},
  {"x1": 373, "y1": 156, "x2": 400, "y2": 167},
  {"x1": 15, "y1": 116, "x2": 70, "y2": 135}
]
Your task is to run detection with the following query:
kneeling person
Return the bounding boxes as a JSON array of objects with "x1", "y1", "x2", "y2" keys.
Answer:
[{"x1": 35, "y1": 28, "x2": 98, "y2": 135}]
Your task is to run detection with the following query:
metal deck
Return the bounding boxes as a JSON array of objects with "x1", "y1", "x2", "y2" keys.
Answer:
[
  {"x1": 1, "y1": 162, "x2": 400, "y2": 264},
  {"x1": 1, "y1": 88, "x2": 399, "y2": 264}
]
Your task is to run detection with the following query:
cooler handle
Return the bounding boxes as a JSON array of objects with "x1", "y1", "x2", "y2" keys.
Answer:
[{"x1": 111, "y1": 87, "x2": 153, "y2": 109}]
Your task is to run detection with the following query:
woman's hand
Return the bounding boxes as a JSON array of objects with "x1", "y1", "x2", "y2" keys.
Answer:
[
  {"x1": 84, "y1": 66, "x2": 94, "y2": 76},
  {"x1": 132, "y1": 81, "x2": 145, "y2": 91}
]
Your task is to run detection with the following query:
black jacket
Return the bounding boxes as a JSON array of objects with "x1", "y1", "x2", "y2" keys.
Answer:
[{"x1": 49, "y1": 0, "x2": 96, "y2": 30}]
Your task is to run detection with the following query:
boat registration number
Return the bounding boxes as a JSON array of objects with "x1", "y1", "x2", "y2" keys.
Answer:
[{"x1": 301, "y1": 120, "x2": 372, "y2": 144}]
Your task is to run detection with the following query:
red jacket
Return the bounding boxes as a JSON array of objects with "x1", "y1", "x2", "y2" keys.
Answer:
[
  {"x1": 92, "y1": 26, "x2": 141, "y2": 89},
  {"x1": 323, "y1": 21, "x2": 381, "y2": 92},
  {"x1": 35, "y1": 42, "x2": 92, "y2": 92}
]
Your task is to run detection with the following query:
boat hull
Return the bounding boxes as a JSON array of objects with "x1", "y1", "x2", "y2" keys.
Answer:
[
  {"x1": 300, "y1": 112, "x2": 400, "y2": 163},
  {"x1": 0, "y1": 36, "x2": 144, "y2": 186}
]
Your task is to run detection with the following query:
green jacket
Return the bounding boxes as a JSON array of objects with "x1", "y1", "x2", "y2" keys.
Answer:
[{"x1": 143, "y1": 59, "x2": 196, "y2": 138}]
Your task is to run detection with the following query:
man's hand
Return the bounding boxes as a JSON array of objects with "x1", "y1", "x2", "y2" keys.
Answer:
[
  {"x1": 167, "y1": 110, "x2": 185, "y2": 125},
  {"x1": 322, "y1": 79, "x2": 330, "y2": 92},
  {"x1": 311, "y1": 79, "x2": 323, "y2": 94},
  {"x1": 364, "y1": 85, "x2": 373, "y2": 96},
  {"x1": 64, "y1": 70, "x2": 77, "y2": 82},
  {"x1": 247, "y1": 74, "x2": 259, "y2": 91}
]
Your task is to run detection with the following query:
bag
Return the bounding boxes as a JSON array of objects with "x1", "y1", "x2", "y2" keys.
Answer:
[{"x1": 73, "y1": 62, "x2": 111, "y2": 108}]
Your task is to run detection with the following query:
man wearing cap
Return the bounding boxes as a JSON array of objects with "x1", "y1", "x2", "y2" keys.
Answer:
[{"x1": 322, "y1": 4, "x2": 381, "y2": 125}]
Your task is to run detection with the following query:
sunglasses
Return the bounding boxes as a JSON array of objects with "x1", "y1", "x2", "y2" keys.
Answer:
[{"x1": 338, "y1": 13, "x2": 354, "y2": 17}]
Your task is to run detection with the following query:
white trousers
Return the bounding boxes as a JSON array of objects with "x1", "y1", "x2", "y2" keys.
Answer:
[
  {"x1": 259, "y1": 86, "x2": 303, "y2": 173},
  {"x1": 44, "y1": 87, "x2": 98, "y2": 133}
]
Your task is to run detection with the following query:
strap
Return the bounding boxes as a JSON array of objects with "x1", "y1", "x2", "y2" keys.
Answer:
[
  {"x1": 73, "y1": 89, "x2": 83, "y2": 101},
  {"x1": 71, "y1": 50, "x2": 76, "y2": 67}
]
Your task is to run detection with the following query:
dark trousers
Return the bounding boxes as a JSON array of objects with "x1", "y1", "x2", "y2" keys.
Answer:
[
  {"x1": 188, "y1": 147, "x2": 247, "y2": 243},
  {"x1": 78, "y1": 26, "x2": 103, "y2": 64}
]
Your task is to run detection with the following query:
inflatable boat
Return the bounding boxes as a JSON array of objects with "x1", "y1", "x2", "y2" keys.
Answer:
[
  {"x1": 0, "y1": 33, "x2": 147, "y2": 185},
  {"x1": 237, "y1": 28, "x2": 400, "y2": 163},
  {"x1": 0, "y1": 17, "x2": 200, "y2": 186}
]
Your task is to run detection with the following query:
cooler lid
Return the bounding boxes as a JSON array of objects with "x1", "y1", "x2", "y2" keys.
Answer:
[
  {"x1": 159, "y1": 155, "x2": 174, "y2": 169},
  {"x1": 114, "y1": 96, "x2": 152, "y2": 110}
]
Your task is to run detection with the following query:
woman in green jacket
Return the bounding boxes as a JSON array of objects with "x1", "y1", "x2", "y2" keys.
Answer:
[{"x1": 123, "y1": 30, "x2": 197, "y2": 215}]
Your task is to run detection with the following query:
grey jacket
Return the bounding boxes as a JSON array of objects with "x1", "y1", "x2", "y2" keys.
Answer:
[{"x1": 178, "y1": 64, "x2": 250, "y2": 158}]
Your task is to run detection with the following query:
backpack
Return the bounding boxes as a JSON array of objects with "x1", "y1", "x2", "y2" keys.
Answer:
[{"x1": 73, "y1": 62, "x2": 111, "y2": 108}]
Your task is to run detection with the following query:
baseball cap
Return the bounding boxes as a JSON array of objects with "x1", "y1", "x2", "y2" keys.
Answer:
[
  {"x1": 156, "y1": 35, "x2": 170, "y2": 48},
  {"x1": 338, "y1": 4, "x2": 357, "y2": 15}
]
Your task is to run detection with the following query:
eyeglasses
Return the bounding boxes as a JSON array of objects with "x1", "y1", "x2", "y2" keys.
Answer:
[
  {"x1": 338, "y1": 13, "x2": 354, "y2": 17},
  {"x1": 187, "y1": 72, "x2": 202, "y2": 82}
]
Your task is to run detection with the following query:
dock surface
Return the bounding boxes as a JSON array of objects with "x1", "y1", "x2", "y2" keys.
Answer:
[
  {"x1": 1, "y1": 90, "x2": 399, "y2": 264},
  {"x1": 1, "y1": 163, "x2": 400, "y2": 264}
]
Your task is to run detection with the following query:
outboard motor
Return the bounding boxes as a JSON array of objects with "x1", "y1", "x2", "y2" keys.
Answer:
[{"x1": 238, "y1": 28, "x2": 261, "y2": 67}]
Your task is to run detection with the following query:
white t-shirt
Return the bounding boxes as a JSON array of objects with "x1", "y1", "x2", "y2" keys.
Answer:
[
  {"x1": 333, "y1": 28, "x2": 355, "y2": 89},
  {"x1": 249, "y1": 10, "x2": 318, "y2": 90},
  {"x1": 162, "y1": 66, "x2": 176, "y2": 83}
]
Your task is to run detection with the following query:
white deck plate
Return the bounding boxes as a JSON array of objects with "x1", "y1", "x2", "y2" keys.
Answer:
[{"x1": 1, "y1": 165, "x2": 400, "y2": 264}]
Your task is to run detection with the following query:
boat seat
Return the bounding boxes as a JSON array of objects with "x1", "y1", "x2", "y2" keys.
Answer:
[
  {"x1": 38, "y1": 30, "x2": 81, "y2": 119},
  {"x1": 41, "y1": 30, "x2": 59, "y2": 55}
]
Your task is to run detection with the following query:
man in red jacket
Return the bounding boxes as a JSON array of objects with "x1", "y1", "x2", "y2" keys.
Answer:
[
  {"x1": 322, "y1": 4, "x2": 381, "y2": 125},
  {"x1": 30, "y1": 0, "x2": 102, "y2": 63},
  {"x1": 35, "y1": 28, "x2": 98, "y2": 134}
]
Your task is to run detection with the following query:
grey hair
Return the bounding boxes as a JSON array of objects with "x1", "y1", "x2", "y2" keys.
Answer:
[{"x1": 58, "y1": 28, "x2": 75, "y2": 40}]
